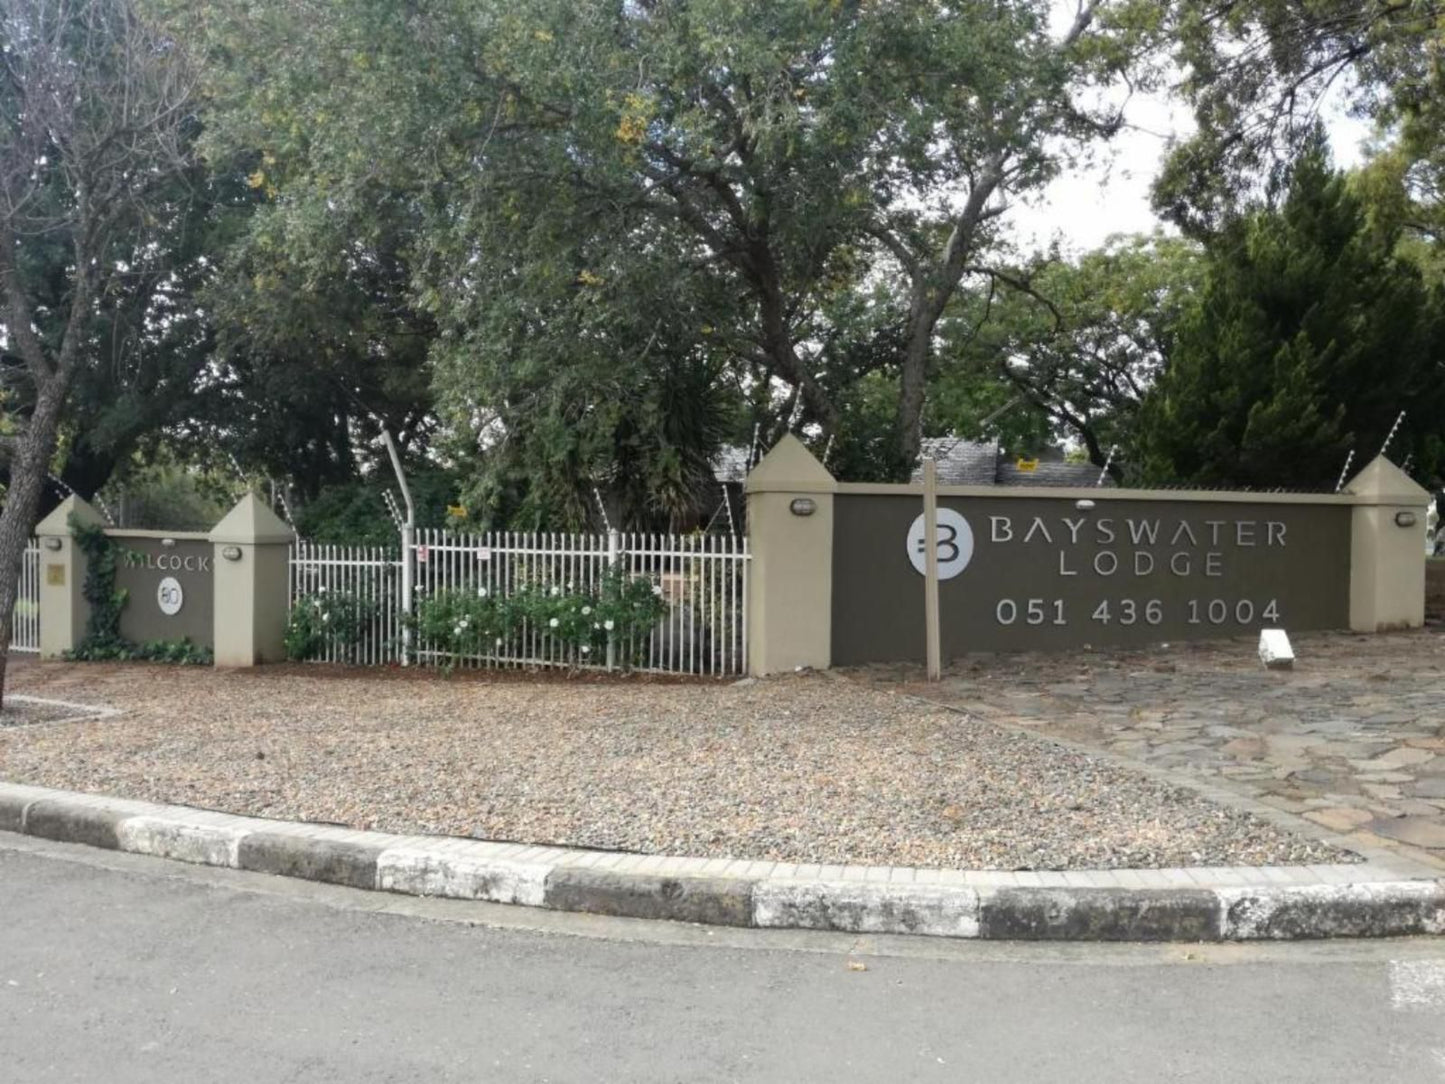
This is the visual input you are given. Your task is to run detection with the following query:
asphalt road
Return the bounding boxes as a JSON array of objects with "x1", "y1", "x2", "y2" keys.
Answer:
[{"x1": 1, "y1": 833, "x2": 1443, "y2": 1083}]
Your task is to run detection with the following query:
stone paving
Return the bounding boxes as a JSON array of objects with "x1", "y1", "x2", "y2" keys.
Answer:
[{"x1": 853, "y1": 629, "x2": 1445, "y2": 865}]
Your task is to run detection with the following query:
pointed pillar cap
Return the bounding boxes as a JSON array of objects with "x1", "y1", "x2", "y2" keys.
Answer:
[
  {"x1": 1343, "y1": 455, "x2": 1430, "y2": 506},
  {"x1": 744, "y1": 434, "x2": 837, "y2": 494},
  {"x1": 208, "y1": 493, "x2": 296, "y2": 545},
  {"x1": 35, "y1": 494, "x2": 106, "y2": 536}
]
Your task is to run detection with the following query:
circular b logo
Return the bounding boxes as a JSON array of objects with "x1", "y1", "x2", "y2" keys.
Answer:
[
  {"x1": 157, "y1": 576, "x2": 184, "y2": 616},
  {"x1": 907, "y1": 509, "x2": 974, "y2": 579}
]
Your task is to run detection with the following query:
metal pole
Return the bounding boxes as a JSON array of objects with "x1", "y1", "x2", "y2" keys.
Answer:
[
  {"x1": 1335, "y1": 449, "x2": 1356, "y2": 494},
  {"x1": 1097, "y1": 445, "x2": 1117, "y2": 487},
  {"x1": 923, "y1": 458, "x2": 941, "y2": 682},
  {"x1": 605, "y1": 528, "x2": 620, "y2": 672},
  {"x1": 1379, "y1": 410, "x2": 1406, "y2": 460},
  {"x1": 382, "y1": 430, "x2": 416, "y2": 666}
]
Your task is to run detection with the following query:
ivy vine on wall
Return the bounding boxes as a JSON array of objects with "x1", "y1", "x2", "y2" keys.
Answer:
[{"x1": 66, "y1": 515, "x2": 212, "y2": 664}]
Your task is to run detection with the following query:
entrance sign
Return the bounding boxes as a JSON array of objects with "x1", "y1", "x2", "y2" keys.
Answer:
[
  {"x1": 115, "y1": 535, "x2": 215, "y2": 646},
  {"x1": 835, "y1": 493, "x2": 1353, "y2": 663},
  {"x1": 906, "y1": 508, "x2": 974, "y2": 580},
  {"x1": 157, "y1": 576, "x2": 183, "y2": 616}
]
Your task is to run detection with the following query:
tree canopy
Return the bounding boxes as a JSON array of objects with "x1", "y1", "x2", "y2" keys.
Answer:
[
  {"x1": 1138, "y1": 144, "x2": 1445, "y2": 488},
  {"x1": 191, "y1": 0, "x2": 1165, "y2": 523}
]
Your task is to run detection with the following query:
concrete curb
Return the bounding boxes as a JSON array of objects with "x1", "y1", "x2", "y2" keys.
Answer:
[{"x1": 2, "y1": 781, "x2": 1442, "y2": 942}]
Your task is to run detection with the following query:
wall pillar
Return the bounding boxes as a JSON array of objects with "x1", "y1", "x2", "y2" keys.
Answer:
[
  {"x1": 744, "y1": 435, "x2": 837, "y2": 676},
  {"x1": 208, "y1": 494, "x2": 296, "y2": 666},
  {"x1": 1344, "y1": 456, "x2": 1429, "y2": 632},
  {"x1": 33, "y1": 496, "x2": 105, "y2": 659}
]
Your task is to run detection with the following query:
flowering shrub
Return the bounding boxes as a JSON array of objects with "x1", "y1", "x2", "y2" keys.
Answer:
[
  {"x1": 412, "y1": 567, "x2": 667, "y2": 669},
  {"x1": 412, "y1": 586, "x2": 514, "y2": 657},
  {"x1": 284, "y1": 590, "x2": 381, "y2": 662}
]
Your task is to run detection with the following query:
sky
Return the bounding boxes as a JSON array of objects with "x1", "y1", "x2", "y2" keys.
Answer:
[
  {"x1": 1012, "y1": 3, "x2": 1378, "y2": 254},
  {"x1": 1014, "y1": 98, "x2": 1376, "y2": 254}
]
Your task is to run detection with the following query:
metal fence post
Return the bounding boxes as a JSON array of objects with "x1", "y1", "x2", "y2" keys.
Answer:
[
  {"x1": 606, "y1": 528, "x2": 620, "y2": 671},
  {"x1": 400, "y1": 524, "x2": 415, "y2": 666}
]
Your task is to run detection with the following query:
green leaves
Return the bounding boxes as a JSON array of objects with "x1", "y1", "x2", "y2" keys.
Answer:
[
  {"x1": 187, "y1": 0, "x2": 1159, "y2": 511},
  {"x1": 284, "y1": 591, "x2": 383, "y2": 663},
  {"x1": 411, "y1": 566, "x2": 667, "y2": 670},
  {"x1": 1138, "y1": 146, "x2": 1445, "y2": 487}
]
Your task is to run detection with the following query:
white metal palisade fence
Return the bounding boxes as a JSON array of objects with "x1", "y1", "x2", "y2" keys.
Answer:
[
  {"x1": 289, "y1": 530, "x2": 750, "y2": 676},
  {"x1": 11, "y1": 541, "x2": 40, "y2": 653},
  {"x1": 288, "y1": 542, "x2": 402, "y2": 666}
]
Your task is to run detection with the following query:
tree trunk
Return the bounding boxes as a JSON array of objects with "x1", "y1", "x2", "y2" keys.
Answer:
[
  {"x1": 895, "y1": 327, "x2": 931, "y2": 479},
  {"x1": 0, "y1": 377, "x2": 73, "y2": 710}
]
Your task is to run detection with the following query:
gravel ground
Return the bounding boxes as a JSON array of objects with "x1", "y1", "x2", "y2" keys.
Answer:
[
  {"x1": 0, "y1": 697, "x2": 95, "y2": 728},
  {"x1": 0, "y1": 659, "x2": 1347, "y2": 870}
]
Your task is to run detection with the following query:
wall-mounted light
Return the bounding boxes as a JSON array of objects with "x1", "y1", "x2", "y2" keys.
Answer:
[
  {"x1": 1074, "y1": 499, "x2": 1096, "y2": 511},
  {"x1": 42, "y1": 537, "x2": 62, "y2": 551},
  {"x1": 220, "y1": 545, "x2": 243, "y2": 561},
  {"x1": 1395, "y1": 511, "x2": 1418, "y2": 528},
  {"x1": 790, "y1": 497, "x2": 817, "y2": 517},
  {"x1": 161, "y1": 537, "x2": 176, "y2": 548}
]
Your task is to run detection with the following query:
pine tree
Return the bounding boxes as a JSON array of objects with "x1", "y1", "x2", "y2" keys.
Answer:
[{"x1": 1138, "y1": 144, "x2": 1445, "y2": 489}]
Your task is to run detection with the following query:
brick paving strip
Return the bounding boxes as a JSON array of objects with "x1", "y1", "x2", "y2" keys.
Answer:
[{"x1": 2, "y1": 779, "x2": 1441, "y2": 941}]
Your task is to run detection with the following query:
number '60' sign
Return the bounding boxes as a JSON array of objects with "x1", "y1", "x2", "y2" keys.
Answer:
[{"x1": 906, "y1": 510, "x2": 974, "y2": 580}]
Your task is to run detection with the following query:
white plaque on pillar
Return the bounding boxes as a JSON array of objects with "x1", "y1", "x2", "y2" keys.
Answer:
[{"x1": 157, "y1": 576, "x2": 184, "y2": 616}]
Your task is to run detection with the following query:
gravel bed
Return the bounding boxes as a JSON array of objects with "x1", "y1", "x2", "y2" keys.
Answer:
[{"x1": 0, "y1": 659, "x2": 1348, "y2": 870}]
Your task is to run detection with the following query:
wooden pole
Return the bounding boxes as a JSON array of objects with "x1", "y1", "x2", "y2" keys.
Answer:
[{"x1": 923, "y1": 458, "x2": 941, "y2": 682}]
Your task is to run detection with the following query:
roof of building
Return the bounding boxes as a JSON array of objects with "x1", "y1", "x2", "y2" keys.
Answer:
[
  {"x1": 911, "y1": 437, "x2": 1001, "y2": 486},
  {"x1": 715, "y1": 436, "x2": 1118, "y2": 488},
  {"x1": 996, "y1": 460, "x2": 1116, "y2": 488}
]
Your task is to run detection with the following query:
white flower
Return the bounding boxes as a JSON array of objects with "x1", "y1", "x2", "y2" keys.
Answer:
[
  {"x1": 477, "y1": 587, "x2": 489, "y2": 598},
  {"x1": 549, "y1": 617, "x2": 559, "y2": 628},
  {"x1": 549, "y1": 586, "x2": 561, "y2": 597},
  {"x1": 495, "y1": 637, "x2": 504, "y2": 647},
  {"x1": 322, "y1": 613, "x2": 331, "y2": 623},
  {"x1": 581, "y1": 645, "x2": 590, "y2": 654},
  {"x1": 318, "y1": 586, "x2": 328, "y2": 594},
  {"x1": 453, "y1": 625, "x2": 462, "y2": 636},
  {"x1": 594, "y1": 622, "x2": 601, "y2": 630},
  {"x1": 566, "y1": 581, "x2": 574, "y2": 590},
  {"x1": 604, "y1": 619, "x2": 615, "y2": 631},
  {"x1": 652, "y1": 585, "x2": 663, "y2": 596},
  {"x1": 581, "y1": 606, "x2": 592, "y2": 615},
  {"x1": 459, "y1": 619, "x2": 469, "y2": 629}
]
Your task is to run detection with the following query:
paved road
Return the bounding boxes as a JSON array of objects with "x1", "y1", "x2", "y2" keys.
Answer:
[{"x1": 1, "y1": 834, "x2": 1443, "y2": 1083}]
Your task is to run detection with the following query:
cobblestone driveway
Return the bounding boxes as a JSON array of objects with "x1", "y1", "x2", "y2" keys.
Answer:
[{"x1": 858, "y1": 629, "x2": 1445, "y2": 865}]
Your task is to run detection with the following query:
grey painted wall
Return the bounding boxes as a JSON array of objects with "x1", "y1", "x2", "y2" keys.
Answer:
[
  {"x1": 831, "y1": 493, "x2": 1351, "y2": 664},
  {"x1": 114, "y1": 536, "x2": 215, "y2": 647}
]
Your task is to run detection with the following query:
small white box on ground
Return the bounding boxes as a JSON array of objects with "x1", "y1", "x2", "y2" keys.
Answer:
[{"x1": 1259, "y1": 629, "x2": 1294, "y2": 671}]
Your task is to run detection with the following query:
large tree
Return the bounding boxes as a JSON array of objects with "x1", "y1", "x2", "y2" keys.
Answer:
[
  {"x1": 1137, "y1": 145, "x2": 1445, "y2": 488},
  {"x1": 194, "y1": 0, "x2": 1162, "y2": 521},
  {"x1": 0, "y1": 0, "x2": 200, "y2": 701},
  {"x1": 18, "y1": 160, "x2": 249, "y2": 501},
  {"x1": 929, "y1": 235, "x2": 1203, "y2": 476},
  {"x1": 1156, "y1": 0, "x2": 1444, "y2": 236}
]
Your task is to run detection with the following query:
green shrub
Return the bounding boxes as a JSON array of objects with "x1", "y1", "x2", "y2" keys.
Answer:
[
  {"x1": 284, "y1": 590, "x2": 382, "y2": 662},
  {"x1": 411, "y1": 566, "x2": 667, "y2": 669},
  {"x1": 412, "y1": 586, "x2": 515, "y2": 657}
]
